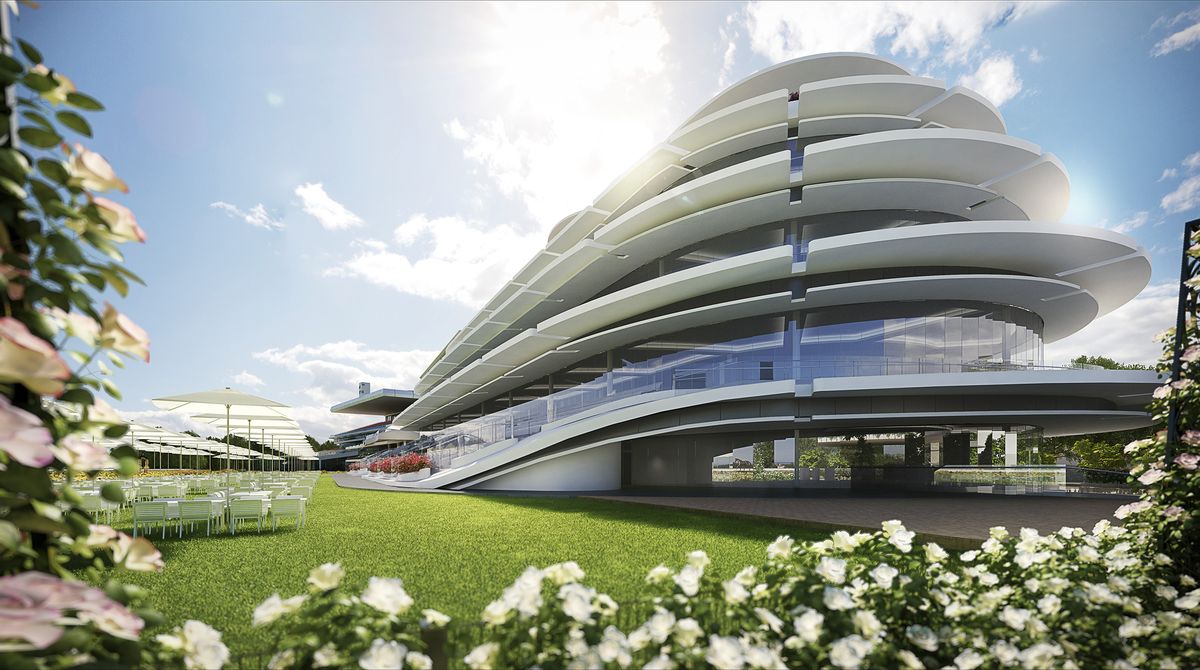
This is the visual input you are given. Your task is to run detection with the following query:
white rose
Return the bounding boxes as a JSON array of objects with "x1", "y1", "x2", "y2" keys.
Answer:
[
  {"x1": 852, "y1": 610, "x2": 882, "y2": 638},
  {"x1": 1000, "y1": 606, "x2": 1032, "y2": 631},
  {"x1": 644, "y1": 654, "x2": 675, "y2": 670},
  {"x1": 905, "y1": 625, "x2": 938, "y2": 651},
  {"x1": 307, "y1": 563, "x2": 345, "y2": 591},
  {"x1": 794, "y1": 608, "x2": 824, "y2": 643},
  {"x1": 252, "y1": 593, "x2": 305, "y2": 627},
  {"x1": 924, "y1": 542, "x2": 948, "y2": 563},
  {"x1": 52, "y1": 434, "x2": 117, "y2": 472},
  {"x1": 888, "y1": 529, "x2": 915, "y2": 553},
  {"x1": 881, "y1": 520, "x2": 905, "y2": 536},
  {"x1": 358, "y1": 639, "x2": 406, "y2": 670},
  {"x1": 754, "y1": 607, "x2": 784, "y2": 634},
  {"x1": 646, "y1": 610, "x2": 675, "y2": 643},
  {"x1": 723, "y1": 578, "x2": 749, "y2": 604},
  {"x1": 953, "y1": 649, "x2": 984, "y2": 670},
  {"x1": 673, "y1": 564, "x2": 702, "y2": 597},
  {"x1": 704, "y1": 635, "x2": 744, "y2": 670},
  {"x1": 421, "y1": 608, "x2": 450, "y2": 628},
  {"x1": 767, "y1": 535, "x2": 795, "y2": 559},
  {"x1": 896, "y1": 649, "x2": 923, "y2": 670},
  {"x1": 1037, "y1": 594, "x2": 1061, "y2": 616},
  {"x1": 673, "y1": 617, "x2": 702, "y2": 646},
  {"x1": 406, "y1": 652, "x2": 433, "y2": 670},
  {"x1": 829, "y1": 635, "x2": 873, "y2": 669},
  {"x1": 816, "y1": 556, "x2": 847, "y2": 584},
  {"x1": 645, "y1": 564, "x2": 672, "y2": 584},
  {"x1": 869, "y1": 564, "x2": 898, "y2": 589},
  {"x1": 687, "y1": 550, "x2": 711, "y2": 569},
  {"x1": 463, "y1": 642, "x2": 499, "y2": 670},
  {"x1": 823, "y1": 586, "x2": 854, "y2": 611},
  {"x1": 544, "y1": 561, "x2": 585, "y2": 585},
  {"x1": 313, "y1": 643, "x2": 341, "y2": 668},
  {"x1": 360, "y1": 577, "x2": 413, "y2": 616}
]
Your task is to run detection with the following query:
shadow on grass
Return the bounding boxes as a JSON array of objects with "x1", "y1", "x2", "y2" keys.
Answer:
[{"x1": 448, "y1": 493, "x2": 831, "y2": 544}]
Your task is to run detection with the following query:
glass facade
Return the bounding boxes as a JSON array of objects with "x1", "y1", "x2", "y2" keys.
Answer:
[{"x1": 413, "y1": 302, "x2": 1045, "y2": 467}]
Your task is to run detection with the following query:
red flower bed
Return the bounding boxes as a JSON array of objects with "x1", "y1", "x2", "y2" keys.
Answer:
[{"x1": 366, "y1": 453, "x2": 431, "y2": 474}]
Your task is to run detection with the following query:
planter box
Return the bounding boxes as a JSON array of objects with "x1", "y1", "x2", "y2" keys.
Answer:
[{"x1": 394, "y1": 468, "x2": 431, "y2": 482}]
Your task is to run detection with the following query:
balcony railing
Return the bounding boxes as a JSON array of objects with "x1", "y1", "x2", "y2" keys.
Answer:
[{"x1": 361, "y1": 355, "x2": 1103, "y2": 472}]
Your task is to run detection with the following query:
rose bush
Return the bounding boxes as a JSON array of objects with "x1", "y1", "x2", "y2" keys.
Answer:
[
  {"x1": 248, "y1": 562, "x2": 445, "y2": 670},
  {"x1": 0, "y1": 29, "x2": 225, "y2": 669}
]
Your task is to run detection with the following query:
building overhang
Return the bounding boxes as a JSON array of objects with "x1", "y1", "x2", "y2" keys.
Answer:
[{"x1": 330, "y1": 389, "x2": 418, "y2": 416}]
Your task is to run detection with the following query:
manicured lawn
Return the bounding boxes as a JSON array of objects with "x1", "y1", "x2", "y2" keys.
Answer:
[{"x1": 107, "y1": 475, "x2": 829, "y2": 655}]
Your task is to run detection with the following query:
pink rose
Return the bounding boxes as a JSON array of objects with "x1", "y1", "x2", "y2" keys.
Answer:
[
  {"x1": 51, "y1": 434, "x2": 116, "y2": 471},
  {"x1": 68, "y1": 144, "x2": 128, "y2": 193},
  {"x1": 1137, "y1": 468, "x2": 1167, "y2": 486},
  {"x1": 0, "y1": 571, "x2": 143, "y2": 649},
  {"x1": 1165, "y1": 506, "x2": 1186, "y2": 519},
  {"x1": 1175, "y1": 453, "x2": 1199, "y2": 471},
  {"x1": 0, "y1": 317, "x2": 70, "y2": 396},
  {"x1": 92, "y1": 198, "x2": 146, "y2": 244},
  {"x1": 98, "y1": 304, "x2": 149, "y2": 363},
  {"x1": 1182, "y1": 431, "x2": 1200, "y2": 447},
  {"x1": 113, "y1": 534, "x2": 164, "y2": 572},
  {"x1": 0, "y1": 395, "x2": 54, "y2": 467}
]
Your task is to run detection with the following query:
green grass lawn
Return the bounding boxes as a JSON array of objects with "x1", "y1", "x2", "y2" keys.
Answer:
[{"x1": 106, "y1": 475, "x2": 829, "y2": 656}]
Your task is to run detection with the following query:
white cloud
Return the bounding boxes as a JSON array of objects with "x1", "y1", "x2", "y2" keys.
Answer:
[
  {"x1": 1026, "y1": 47, "x2": 1043, "y2": 63},
  {"x1": 252, "y1": 340, "x2": 438, "y2": 439},
  {"x1": 1185, "y1": 151, "x2": 1200, "y2": 170},
  {"x1": 1162, "y1": 175, "x2": 1200, "y2": 214},
  {"x1": 1160, "y1": 167, "x2": 1179, "y2": 182},
  {"x1": 445, "y1": 2, "x2": 674, "y2": 230},
  {"x1": 254, "y1": 340, "x2": 435, "y2": 408},
  {"x1": 210, "y1": 201, "x2": 284, "y2": 231},
  {"x1": 326, "y1": 214, "x2": 544, "y2": 308},
  {"x1": 1044, "y1": 283, "x2": 1177, "y2": 367},
  {"x1": 265, "y1": 91, "x2": 285, "y2": 107},
  {"x1": 1110, "y1": 211, "x2": 1149, "y2": 234},
  {"x1": 958, "y1": 53, "x2": 1023, "y2": 107},
  {"x1": 232, "y1": 370, "x2": 264, "y2": 388},
  {"x1": 717, "y1": 14, "x2": 740, "y2": 90},
  {"x1": 743, "y1": 1, "x2": 1040, "y2": 65},
  {"x1": 1152, "y1": 7, "x2": 1200, "y2": 56},
  {"x1": 294, "y1": 182, "x2": 363, "y2": 230}
]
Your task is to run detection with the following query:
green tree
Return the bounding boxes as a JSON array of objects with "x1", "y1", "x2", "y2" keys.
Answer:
[
  {"x1": 752, "y1": 441, "x2": 773, "y2": 476},
  {"x1": 1071, "y1": 354, "x2": 1151, "y2": 371}
]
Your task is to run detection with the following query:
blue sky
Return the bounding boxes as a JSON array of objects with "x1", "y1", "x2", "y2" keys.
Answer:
[{"x1": 15, "y1": 1, "x2": 1200, "y2": 438}]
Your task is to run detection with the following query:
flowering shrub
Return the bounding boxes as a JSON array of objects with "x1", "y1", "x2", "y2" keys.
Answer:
[
  {"x1": 367, "y1": 454, "x2": 432, "y2": 474},
  {"x1": 461, "y1": 522, "x2": 1198, "y2": 669},
  {"x1": 0, "y1": 27, "x2": 227, "y2": 669},
  {"x1": 249, "y1": 562, "x2": 446, "y2": 669}
]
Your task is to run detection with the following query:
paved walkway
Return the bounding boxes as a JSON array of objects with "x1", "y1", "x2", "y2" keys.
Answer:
[
  {"x1": 586, "y1": 495, "x2": 1124, "y2": 545},
  {"x1": 333, "y1": 473, "x2": 1124, "y2": 545}
]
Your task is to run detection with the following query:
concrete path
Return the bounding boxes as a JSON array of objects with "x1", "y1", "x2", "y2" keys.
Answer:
[{"x1": 586, "y1": 494, "x2": 1124, "y2": 545}]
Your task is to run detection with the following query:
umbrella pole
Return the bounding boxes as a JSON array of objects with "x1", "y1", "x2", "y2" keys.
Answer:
[{"x1": 225, "y1": 404, "x2": 231, "y2": 487}]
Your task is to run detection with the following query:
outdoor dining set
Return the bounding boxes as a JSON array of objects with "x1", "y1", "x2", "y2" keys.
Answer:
[{"x1": 70, "y1": 472, "x2": 319, "y2": 538}]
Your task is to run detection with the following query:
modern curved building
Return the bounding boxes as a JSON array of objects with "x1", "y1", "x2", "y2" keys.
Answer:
[{"x1": 370, "y1": 52, "x2": 1161, "y2": 492}]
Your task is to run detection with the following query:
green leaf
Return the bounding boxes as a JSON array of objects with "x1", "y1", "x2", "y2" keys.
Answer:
[
  {"x1": 8, "y1": 508, "x2": 70, "y2": 535},
  {"x1": 67, "y1": 350, "x2": 88, "y2": 365},
  {"x1": 81, "y1": 271, "x2": 106, "y2": 291},
  {"x1": 35, "y1": 157, "x2": 69, "y2": 185},
  {"x1": 100, "y1": 267, "x2": 128, "y2": 297},
  {"x1": 56, "y1": 110, "x2": 92, "y2": 137},
  {"x1": 0, "y1": 520, "x2": 21, "y2": 549},
  {"x1": 65, "y1": 91, "x2": 104, "y2": 111},
  {"x1": 101, "y1": 483, "x2": 125, "y2": 504},
  {"x1": 20, "y1": 110, "x2": 53, "y2": 130},
  {"x1": 0, "y1": 149, "x2": 31, "y2": 180},
  {"x1": 104, "y1": 423, "x2": 129, "y2": 439},
  {"x1": 117, "y1": 456, "x2": 138, "y2": 477},
  {"x1": 17, "y1": 126, "x2": 61, "y2": 148},
  {"x1": 0, "y1": 176, "x2": 27, "y2": 199},
  {"x1": 17, "y1": 40, "x2": 43, "y2": 65},
  {"x1": 101, "y1": 378, "x2": 122, "y2": 400},
  {"x1": 60, "y1": 388, "x2": 94, "y2": 406},
  {"x1": 0, "y1": 53, "x2": 23, "y2": 74},
  {"x1": 22, "y1": 71, "x2": 55, "y2": 93}
]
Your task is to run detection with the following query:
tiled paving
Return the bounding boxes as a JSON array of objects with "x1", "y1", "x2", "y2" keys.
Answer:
[{"x1": 585, "y1": 494, "x2": 1125, "y2": 544}]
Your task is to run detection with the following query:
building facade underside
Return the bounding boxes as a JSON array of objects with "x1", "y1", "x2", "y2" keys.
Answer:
[{"x1": 363, "y1": 52, "x2": 1161, "y2": 493}]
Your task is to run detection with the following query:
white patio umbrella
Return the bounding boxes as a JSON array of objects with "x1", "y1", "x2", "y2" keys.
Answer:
[
  {"x1": 193, "y1": 415, "x2": 306, "y2": 471},
  {"x1": 153, "y1": 388, "x2": 292, "y2": 477}
]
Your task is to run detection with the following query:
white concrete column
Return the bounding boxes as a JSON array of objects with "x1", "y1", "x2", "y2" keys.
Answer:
[{"x1": 1004, "y1": 431, "x2": 1018, "y2": 466}]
